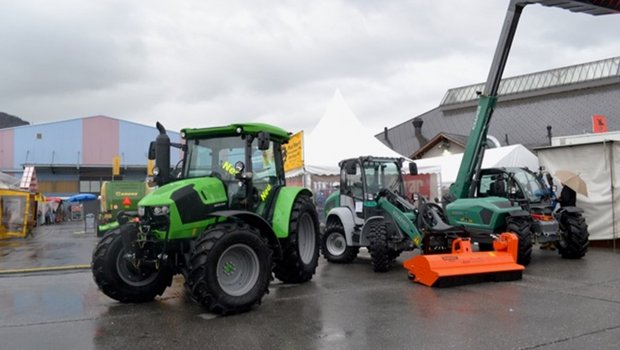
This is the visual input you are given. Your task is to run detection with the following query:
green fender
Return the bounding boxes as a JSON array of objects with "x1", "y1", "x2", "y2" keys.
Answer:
[
  {"x1": 271, "y1": 186, "x2": 314, "y2": 238},
  {"x1": 98, "y1": 220, "x2": 120, "y2": 233}
]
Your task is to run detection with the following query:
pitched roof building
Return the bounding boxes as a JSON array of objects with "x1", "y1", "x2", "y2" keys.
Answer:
[{"x1": 377, "y1": 56, "x2": 620, "y2": 158}]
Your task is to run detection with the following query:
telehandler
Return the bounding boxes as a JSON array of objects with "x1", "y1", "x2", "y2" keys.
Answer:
[{"x1": 440, "y1": 0, "x2": 618, "y2": 265}]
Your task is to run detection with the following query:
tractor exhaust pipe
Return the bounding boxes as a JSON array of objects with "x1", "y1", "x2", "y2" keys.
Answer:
[{"x1": 155, "y1": 122, "x2": 171, "y2": 186}]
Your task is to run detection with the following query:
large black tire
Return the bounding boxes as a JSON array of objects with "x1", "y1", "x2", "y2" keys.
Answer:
[
  {"x1": 273, "y1": 195, "x2": 320, "y2": 283},
  {"x1": 321, "y1": 221, "x2": 359, "y2": 263},
  {"x1": 367, "y1": 220, "x2": 392, "y2": 272},
  {"x1": 388, "y1": 249, "x2": 402, "y2": 261},
  {"x1": 507, "y1": 219, "x2": 533, "y2": 266},
  {"x1": 557, "y1": 213, "x2": 589, "y2": 259},
  {"x1": 186, "y1": 223, "x2": 272, "y2": 315},
  {"x1": 92, "y1": 227, "x2": 173, "y2": 303}
]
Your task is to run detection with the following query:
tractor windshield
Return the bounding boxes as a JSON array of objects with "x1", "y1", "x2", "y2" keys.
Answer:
[
  {"x1": 363, "y1": 161, "x2": 403, "y2": 195},
  {"x1": 511, "y1": 169, "x2": 547, "y2": 203},
  {"x1": 183, "y1": 136, "x2": 246, "y2": 181}
]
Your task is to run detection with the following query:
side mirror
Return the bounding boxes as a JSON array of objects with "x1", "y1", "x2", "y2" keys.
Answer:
[
  {"x1": 257, "y1": 132, "x2": 270, "y2": 151},
  {"x1": 148, "y1": 141, "x2": 156, "y2": 160},
  {"x1": 545, "y1": 173, "x2": 554, "y2": 186},
  {"x1": 409, "y1": 162, "x2": 418, "y2": 176}
]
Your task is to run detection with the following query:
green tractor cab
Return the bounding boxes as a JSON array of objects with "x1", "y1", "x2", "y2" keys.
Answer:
[
  {"x1": 473, "y1": 167, "x2": 588, "y2": 259},
  {"x1": 92, "y1": 122, "x2": 320, "y2": 315}
]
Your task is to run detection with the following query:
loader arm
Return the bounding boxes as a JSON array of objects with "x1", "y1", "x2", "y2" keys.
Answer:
[
  {"x1": 376, "y1": 189, "x2": 423, "y2": 247},
  {"x1": 447, "y1": 0, "x2": 619, "y2": 202}
]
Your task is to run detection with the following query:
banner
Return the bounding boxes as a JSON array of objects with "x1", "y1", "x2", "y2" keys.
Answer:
[
  {"x1": 284, "y1": 131, "x2": 303, "y2": 172},
  {"x1": 113, "y1": 155, "x2": 121, "y2": 176},
  {"x1": 147, "y1": 159, "x2": 154, "y2": 176},
  {"x1": 403, "y1": 174, "x2": 432, "y2": 200},
  {"x1": 592, "y1": 115, "x2": 608, "y2": 133}
]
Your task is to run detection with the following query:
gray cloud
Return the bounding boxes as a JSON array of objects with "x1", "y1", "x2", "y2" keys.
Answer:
[{"x1": 1, "y1": 0, "x2": 618, "y2": 136}]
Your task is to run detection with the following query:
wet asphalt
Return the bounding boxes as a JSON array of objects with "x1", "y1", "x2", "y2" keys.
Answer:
[{"x1": 1, "y1": 221, "x2": 620, "y2": 350}]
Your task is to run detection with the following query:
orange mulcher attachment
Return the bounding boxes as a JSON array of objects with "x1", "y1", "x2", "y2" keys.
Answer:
[{"x1": 404, "y1": 233, "x2": 524, "y2": 288}]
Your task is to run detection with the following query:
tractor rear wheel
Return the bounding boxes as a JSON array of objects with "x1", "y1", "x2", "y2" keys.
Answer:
[
  {"x1": 367, "y1": 220, "x2": 392, "y2": 272},
  {"x1": 273, "y1": 195, "x2": 320, "y2": 283},
  {"x1": 92, "y1": 226, "x2": 173, "y2": 303},
  {"x1": 321, "y1": 221, "x2": 359, "y2": 263},
  {"x1": 187, "y1": 223, "x2": 272, "y2": 315},
  {"x1": 557, "y1": 212, "x2": 588, "y2": 259},
  {"x1": 507, "y1": 219, "x2": 533, "y2": 266}
]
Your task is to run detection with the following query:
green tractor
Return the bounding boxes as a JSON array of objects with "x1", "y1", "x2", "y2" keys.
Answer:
[{"x1": 91, "y1": 122, "x2": 320, "y2": 315}]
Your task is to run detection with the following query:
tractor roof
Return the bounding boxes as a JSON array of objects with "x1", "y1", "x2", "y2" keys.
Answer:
[
  {"x1": 339, "y1": 156, "x2": 405, "y2": 167},
  {"x1": 181, "y1": 123, "x2": 291, "y2": 143}
]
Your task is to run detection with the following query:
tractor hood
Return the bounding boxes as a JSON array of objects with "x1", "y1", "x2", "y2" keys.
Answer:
[{"x1": 139, "y1": 177, "x2": 227, "y2": 207}]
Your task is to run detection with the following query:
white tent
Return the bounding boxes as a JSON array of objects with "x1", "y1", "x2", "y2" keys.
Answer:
[
  {"x1": 536, "y1": 140, "x2": 620, "y2": 241},
  {"x1": 290, "y1": 89, "x2": 405, "y2": 177},
  {"x1": 414, "y1": 144, "x2": 540, "y2": 187}
]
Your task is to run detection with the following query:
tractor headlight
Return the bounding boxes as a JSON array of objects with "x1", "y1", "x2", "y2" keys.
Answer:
[
  {"x1": 153, "y1": 166, "x2": 160, "y2": 176},
  {"x1": 152, "y1": 205, "x2": 170, "y2": 216},
  {"x1": 138, "y1": 206, "x2": 145, "y2": 217}
]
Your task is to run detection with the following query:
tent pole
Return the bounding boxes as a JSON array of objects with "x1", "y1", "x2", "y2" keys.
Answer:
[{"x1": 609, "y1": 141, "x2": 617, "y2": 252}]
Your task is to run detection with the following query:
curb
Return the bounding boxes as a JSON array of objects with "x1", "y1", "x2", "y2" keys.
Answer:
[{"x1": 0, "y1": 264, "x2": 91, "y2": 275}]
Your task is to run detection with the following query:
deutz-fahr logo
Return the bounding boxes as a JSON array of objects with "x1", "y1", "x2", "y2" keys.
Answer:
[{"x1": 115, "y1": 191, "x2": 139, "y2": 196}]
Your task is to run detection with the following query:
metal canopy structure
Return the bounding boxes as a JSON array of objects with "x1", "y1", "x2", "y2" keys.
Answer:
[{"x1": 536, "y1": 0, "x2": 620, "y2": 15}]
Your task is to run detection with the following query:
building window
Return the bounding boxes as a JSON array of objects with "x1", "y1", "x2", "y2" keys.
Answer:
[{"x1": 79, "y1": 180, "x2": 101, "y2": 193}]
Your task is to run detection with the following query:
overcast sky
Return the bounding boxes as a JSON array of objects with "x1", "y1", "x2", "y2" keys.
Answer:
[{"x1": 1, "y1": 0, "x2": 618, "y2": 135}]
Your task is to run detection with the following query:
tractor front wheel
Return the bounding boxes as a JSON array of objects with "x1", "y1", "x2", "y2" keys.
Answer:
[
  {"x1": 557, "y1": 212, "x2": 589, "y2": 259},
  {"x1": 92, "y1": 227, "x2": 173, "y2": 303},
  {"x1": 367, "y1": 220, "x2": 392, "y2": 272},
  {"x1": 507, "y1": 219, "x2": 533, "y2": 266},
  {"x1": 321, "y1": 221, "x2": 359, "y2": 263},
  {"x1": 273, "y1": 195, "x2": 320, "y2": 283},
  {"x1": 187, "y1": 223, "x2": 272, "y2": 315}
]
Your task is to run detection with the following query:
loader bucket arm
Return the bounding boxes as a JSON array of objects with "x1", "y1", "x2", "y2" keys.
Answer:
[
  {"x1": 447, "y1": 0, "x2": 619, "y2": 202},
  {"x1": 376, "y1": 189, "x2": 423, "y2": 247}
]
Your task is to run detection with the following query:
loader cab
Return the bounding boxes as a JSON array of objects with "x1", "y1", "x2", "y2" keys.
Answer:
[
  {"x1": 477, "y1": 167, "x2": 550, "y2": 211},
  {"x1": 182, "y1": 127, "x2": 286, "y2": 215},
  {"x1": 339, "y1": 157, "x2": 405, "y2": 220}
]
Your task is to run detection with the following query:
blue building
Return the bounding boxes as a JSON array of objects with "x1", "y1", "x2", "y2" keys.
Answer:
[{"x1": 0, "y1": 116, "x2": 181, "y2": 196}]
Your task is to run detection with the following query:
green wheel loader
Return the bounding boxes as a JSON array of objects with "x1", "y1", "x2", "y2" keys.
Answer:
[
  {"x1": 92, "y1": 122, "x2": 320, "y2": 315},
  {"x1": 321, "y1": 156, "x2": 524, "y2": 287}
]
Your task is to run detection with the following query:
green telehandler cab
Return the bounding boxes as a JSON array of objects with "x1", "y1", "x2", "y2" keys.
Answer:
[
  {"x1": 92, "y1": 122, "x2": 321, "y2": 315},
  {"x1": 475, "y1": 167, "x2": 588, "y2": 258},
  {"x1": 439, "y1": 0, "x2": 618, "y2": 265}
]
